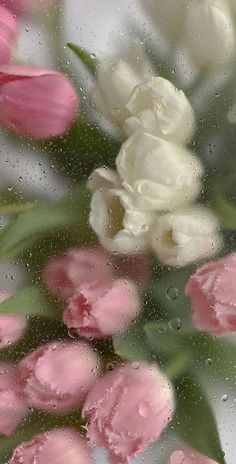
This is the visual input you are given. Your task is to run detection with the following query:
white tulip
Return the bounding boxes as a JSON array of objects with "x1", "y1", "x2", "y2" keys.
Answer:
[
  {"x1": 149, "y1": 207, "x2": 222, "y2": 267},
  {"x1": 92, "y1": 42, "x2": 154, "y2": 126},
  {"x1": 185, "y1": 0, "x2": 235, "y2": 70},
  {"x1": 138, "y1": 0, "x2": 188, "y2": 39},
  {"x1": 123, "y1": 77, "x2": 195, "y2": 143},
  {"x1": 88, "y1": 168, "x2": 153, "y2": 254},
  {"x1": 116, "y1": 131, "x2": 203, "y2": 212}
]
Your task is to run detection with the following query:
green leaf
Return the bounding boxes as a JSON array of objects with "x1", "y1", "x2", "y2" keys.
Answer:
[
  {"x1": 144, "y1": 322, "x2": 183, "y2": 355},
  {"x1": 0, "y1": 185, "x2": 90, "y2": 260},
  {"x1": 186, "y1": 332, "x2": 236, "y2": 383},
  {"x1": 213, "y1": 195, "x2": 236, "y2": 230},
  {"x1": 173, "y1": 373, "x2": 225, "y2": 463},
  {"x1": 113, "y1": 324, "x2": 151, "y2": 362},
  {"x1": 67, "y1": 43, "x2": 98, "y2": 75},
  {"x1": 148, "y1": 267, "x2": 195, "y2": 321},
  {"x1": 0, "y1": 287, "x2": 59, "y2": 319}
]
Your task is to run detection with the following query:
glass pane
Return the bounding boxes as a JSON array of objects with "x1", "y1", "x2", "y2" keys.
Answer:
[{"x1": 0, "y1": 1, "x2": 235, "y2": 463}]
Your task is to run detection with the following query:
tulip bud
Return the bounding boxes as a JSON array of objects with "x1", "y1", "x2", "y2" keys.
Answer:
[
  {"x1": 19, "y1": 341, "x2": 99, "y2": 413},
  {"x1": 10, "y1": 428, "x2": 92, "y2": 464},
  {"x1": 170, "y1": 448, "x2": 219, "y2": 464},
  {"x1": 185, "y1": 0, "x2": 235, "y2": 70},
  {"x1": 186, "y1": 253, "x2": 236, "y2": 336},
  {"x1": 82, "y1": 362, "x2": 175, "y2": 464},
  {"x1": 0, "y1": 291, "x2": 27, "y2": 349},
  {"x1": 43, "y1": 247, "x2": 113, "y2": 300},
  {"x1": 92, "y1": 41, "x2": 154, "y2": 127},
  {"x1": 116, "y1": 131, "x2": 203, "y2": 212},
  {"x1": 150, "y1": 207, "x2": 222, "y2": 267},
  {"x1": 124, "y1": 77, "x2": 195, "y2": 143},
  {"x1": 0, "y1": 362, "x2": 29, "y2": 436},
  {"x1": 0, "y1": 65, "x2": 78, "y2": 139},
  {"x1": 64, "y1": 278, "x2": 140, "y2": 339},
  {"x1": 88, "y1": 167, "x2": 153, "y2": 254},
  {"x1": 0, "y1": 6, "x2": 19, "y2": 63}
]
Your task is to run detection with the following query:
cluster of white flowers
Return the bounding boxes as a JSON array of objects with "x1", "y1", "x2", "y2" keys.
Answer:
[{"x1": 88, "y1": 45, "x2": 222, "y2": 267}]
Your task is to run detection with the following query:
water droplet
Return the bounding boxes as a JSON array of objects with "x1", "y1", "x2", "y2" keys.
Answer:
[
  {"x1": 222, "y1": 394, "x2": 228, "y2": 402},
  {"x1": 169, "y1": 318, "x2": 182, "y2": 331},
  {"x1": 18, "y1": 176, "x2": 22, "y2": 182},
  {"x1": 68, "y1": 328, "x2": 79, "y2": 339},
  {"x1": 206, "y1": 358, "x2": 212, "y2": 366},
  {"x1": 131, "y1": 362, "x2": 140, "y2": 369},
  {"x1": 166, "y1": 286, "x2": 180, "y2": 301},
  {"x1": 106, "y1": 363, "x2": 114, "y2": 371},
  {"x1": 157, "y1": 324, "x2": 166, "y2": 334},
  {"x1": 138, "y1": 401, "x2": 152, "y2": 418}
]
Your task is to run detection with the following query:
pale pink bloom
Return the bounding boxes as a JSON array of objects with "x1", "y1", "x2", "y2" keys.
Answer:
[
  {"x1": 9, "y1": 427, "x2": 92, "y2": 464},
  {"x1": 0, "y1": 291, "x2": 27, "y2": 349},
  {"x1": 0, "y1": 0, "x2": 55, "y2": 17},
  {"x1": 0, "y1": 362, "x2": 29, "y2": 436},
  {"x1": 170, "y1": 448, "x2": 219, "y2": 464},
  {"x1": 18, "y1": 341, "x2": 99, "y2": 413},
  {"x1": 64, "y1": 278, "x2": 140, "y2": 339},
  {"x1": 43, "y1": 247, "x2": 113, "y2": 300},
  {"x1": 0, "y1": 6, "x2": 19, "y2": 63},
  {"x1": 186, "y1": 253, "x2": 236, "y2": 336},
  {"x1": 0, "y1": 0, "x2": 31, "y2": 16},
  {"x1": 82, "y1": 362, "x2": 174, "y2": 464},
  {"x1": 0, "y1": 65, "x2": 78, "y2": 139}
]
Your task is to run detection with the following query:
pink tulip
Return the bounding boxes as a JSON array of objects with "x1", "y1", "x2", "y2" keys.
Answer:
[
  {"x1": 0, "y1": 65, "x2": 78, "y2": 139},
  {"x1": 170, "y1": 449, "x2": 219, "y2": 464},
  {"x1": 0, "y1": 0, "x2": 55, "y2": 17},
  {"x1": 186, "y1": 253, "x2": 236, "y2": 336},
  {"x1": 0, "y1": 291, "x2": 28, "y2": 349},
  {"x1": 43, "y1": 247, "x2": 113, "y2": 300},
  {"x1": 82, "y1": 362, "x2": 174, "y2": 464},
  {"x1": 0, "y1": 0, "x2": 31, "y2": 16},
  {"x1": 64, "y1": 278, "x2": 141, "y2": 339},
  {"x1": 0, "y1": 362, "x2": 29, "y2": 436},
  {"x1": 10, "y1": 427, "x2": 92, "y2": 464},
  {"x1": 0, "y1": 6, "x2": 19, "y2": 63},
  {"x1": 18, "y1": 341, "x2": 99, "y2": 413}
]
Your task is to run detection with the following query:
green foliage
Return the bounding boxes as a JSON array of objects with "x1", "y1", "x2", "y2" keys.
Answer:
[
  {"x1": 0, "y1": 185, "x2": 91, "y2": 261},
  {"x1": 113, "y1": 324, "x2": 152, "y2": 363},
  {"x1": 147, "y1": 267, "x2": 195, "y2": 321},
  {"x1": 0, "y1": 287, "x2": 59, "y2": 319},
  {"x1": 173, "y1": 373, "x2": 226, "y2": 464}
]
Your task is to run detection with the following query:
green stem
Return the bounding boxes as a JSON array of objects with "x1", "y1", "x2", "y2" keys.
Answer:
[
  {"x1": 165, "y1": 351, "x2": 192, "y2": 379},
  {"x1": 213, "y1": 195, "x2": 236, "y2": 230},
  {"x1": 0, "y1": 202, "x2": 36, "y2": 216}
]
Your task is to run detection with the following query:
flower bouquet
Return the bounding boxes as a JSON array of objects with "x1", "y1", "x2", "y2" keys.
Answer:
[{"x1": 0, "y1": 1, "x2": 235, "y2": 463}]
